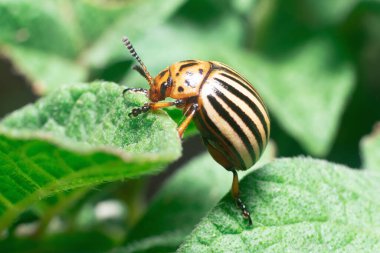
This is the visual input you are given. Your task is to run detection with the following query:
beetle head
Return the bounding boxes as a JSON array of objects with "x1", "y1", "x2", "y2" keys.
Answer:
[{"x1": 149, "y1": 68, "x2": 172, "y2": 102}]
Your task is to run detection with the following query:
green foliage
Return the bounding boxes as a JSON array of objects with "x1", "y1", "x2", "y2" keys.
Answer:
[
  {"x1": 118, "y1": 154, "x2": 231, "y2": 253},
  {"x1": 0, "y1": 0, "x2": 379, "y2": 252},
  {"x1": 1, "y1": 231, "x2": 114, "y2": 253},
  {"x1": 361, "y1": 124, "x2": 380, "y2": 171},
  {"x1": 117, "y1": 143, "x2": 274, "y2": 253},
  {"x1": 0, "y1": 81, "x2": 181, "y2": 231},
  {"x1": 178, "y1": 158, "x2": 380, "y2": 252},
  {"x1": 0, "y1": 0, "x2": 185, "y2": 93}
]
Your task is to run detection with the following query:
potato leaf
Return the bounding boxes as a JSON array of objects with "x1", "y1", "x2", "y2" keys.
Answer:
[
  {"x1": 0, "y1": 81, "x2": 181, "y2": 231},
  {"x1": 178, "y1": 158, "x2": 380, "y2": 252}
]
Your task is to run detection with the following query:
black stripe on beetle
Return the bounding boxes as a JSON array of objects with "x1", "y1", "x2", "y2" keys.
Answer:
[
  {"x1": 198, "y1": 105, "x2": 246, "y2": 169},
  {"x1": 214, "y1": 88, "x2": 263, "y2": 154},
  {"x1": 219, "y1": 72, "x2": 264, "y2": 106},
  {"x1": 207, "y1": 94, "x2": 256, "y2": 168},
  {"x1": 215, "y1": 64, "x2": 264, "y2": 101},
  {"x1": 179, "y1": 62, "x2": 199, "y2": 71},
  {"x1": 215, "y1": 77, "x2": 269, "y2": 141}
]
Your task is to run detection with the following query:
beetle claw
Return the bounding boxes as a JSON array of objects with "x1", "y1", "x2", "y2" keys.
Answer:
[{"x1": 129, "y1": 104, "x2": 151, "y2": 117}]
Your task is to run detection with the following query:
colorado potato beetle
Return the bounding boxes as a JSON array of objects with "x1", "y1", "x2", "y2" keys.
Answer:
[{"x1": 122, "y1": 37, "x2": 270, "y2": 225}]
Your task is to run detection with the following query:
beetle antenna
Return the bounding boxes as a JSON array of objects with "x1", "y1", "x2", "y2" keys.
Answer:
[{"x1": 122, "y1": 36, "x2": 153, "y2": 86}]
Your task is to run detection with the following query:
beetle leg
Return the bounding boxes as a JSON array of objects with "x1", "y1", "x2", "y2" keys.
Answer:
[
  {"x1": 149, "y1": 99, "x2": 186, "y2": 110},
  {"x1": 129, "y1": 99, "x2": 185, "y2": 117},
  {"x1": 128, "y1": 103, "x2": 151, "y2": 117},
  {"x1": 177, "y1": 104, "x2": 198, "y2": 138},
  {"x1": 231, "y1": 169, "x2": 252, "y2": 225},
  {"x1": 123, "y1": 87, "x2": 148, "y2": 96}
]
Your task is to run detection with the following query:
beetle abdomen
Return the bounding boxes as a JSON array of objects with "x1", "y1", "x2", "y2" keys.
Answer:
[{"x1": 194, "y1": 62, "x2": 270, "y2": 170}]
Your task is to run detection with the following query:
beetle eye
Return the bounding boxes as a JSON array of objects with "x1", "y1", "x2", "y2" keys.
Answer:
[{"x1": 160, "y1": 81, "x2": 168, "y2": 97}]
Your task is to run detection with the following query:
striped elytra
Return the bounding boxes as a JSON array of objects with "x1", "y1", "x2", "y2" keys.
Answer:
[
  {"x1": 193, "y1": 61, "x2": 270, "y2": 171},
  {"x1": 122, "y1": 37, "x2": 270, "y2": 225}
]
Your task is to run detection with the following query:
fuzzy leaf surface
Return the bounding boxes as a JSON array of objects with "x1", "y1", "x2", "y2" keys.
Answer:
[
  {"x1": 178, "y1": 158, "x2": 380, "y2": 252},
  {"x1": 0, "y1": 81, "x2": 181, "y2": 230}
]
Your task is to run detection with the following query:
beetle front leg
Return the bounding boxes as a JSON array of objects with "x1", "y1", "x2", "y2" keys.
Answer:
[
  {"x1": 129, "y1": 99, "x2": 185, "y2": 117},
  {"x1": 123, "y1": 87, "x2": 148, "y2": 96},
  {"x1": 128, "y1": 103, "x2": 150, "y2": 117}
]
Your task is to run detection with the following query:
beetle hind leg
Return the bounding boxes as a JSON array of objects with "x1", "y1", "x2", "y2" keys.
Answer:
[
  {"x1": 177, "y1": 103, "x2": 198, "y2": 138},
  {"x1": 231, "y1": 169, "x2": 252, "y2": 225}
]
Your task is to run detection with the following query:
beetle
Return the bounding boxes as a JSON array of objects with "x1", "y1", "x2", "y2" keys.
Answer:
[{"x1": 122, "y1": 37, "x2": 270, "y2": 225}]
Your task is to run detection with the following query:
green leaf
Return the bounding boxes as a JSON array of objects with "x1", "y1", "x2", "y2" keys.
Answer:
[
  {"x1": 0, "y1": 81, "x2": 181, "y2": 231},
  {"x1": 360, "y1": 123, "x2": 380, "y2": 171},
  {"x1": 31, "y1": 188, "x2": 90, "y2": 236},
  {"x1": 0, "y1": 0, "x2": 81, "y2": 58},
  {"x1": 231, "y1": 0, "x2": 257, "y2": 15},
  {"x1": 0, "y1": 0, "x2": 86, "y2": 94},
  {"x1": 303, "y1": 0, "x2": 364, "y2": 26},
  {"x1": 0, "y1": 230, "x2": 114, "y2": 253},
  {"x1": 0, "y1": 0, "x2": 186, "y2": 94},
  {"x1": 178, "y1": 158, "x2": 380, "y2": 252},
  {"x1": 80, "y1": 0, "x2": 187, "y2": 70},
  {"x1": 116, "y1": 143, "x2": 275, "y2": 253},
  {"x1": 251, "y1": 0, "x2": 364, "y2": 55},
  {"x1": 71, "y1": 1, "x2": 132, "y2": 46},
  {"x1": 1, "y1": 46, "x2": 87, "y2": 94},
  {"x1": 118, "y1": 153, "x2": 231, "y2": 253}
]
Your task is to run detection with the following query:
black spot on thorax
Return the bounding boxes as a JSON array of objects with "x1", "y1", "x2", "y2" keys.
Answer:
[
  {"x1": 159, "y1": 69, "x2": 168, "y2": 78},
  {"x1": 179, "y1": 62, "x2": 198, "y2": 71}
]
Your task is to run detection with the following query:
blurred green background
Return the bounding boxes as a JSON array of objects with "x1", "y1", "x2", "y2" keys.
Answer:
[{"x1": 0, "y1": 0, "x2": 380, "y2": 252}]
